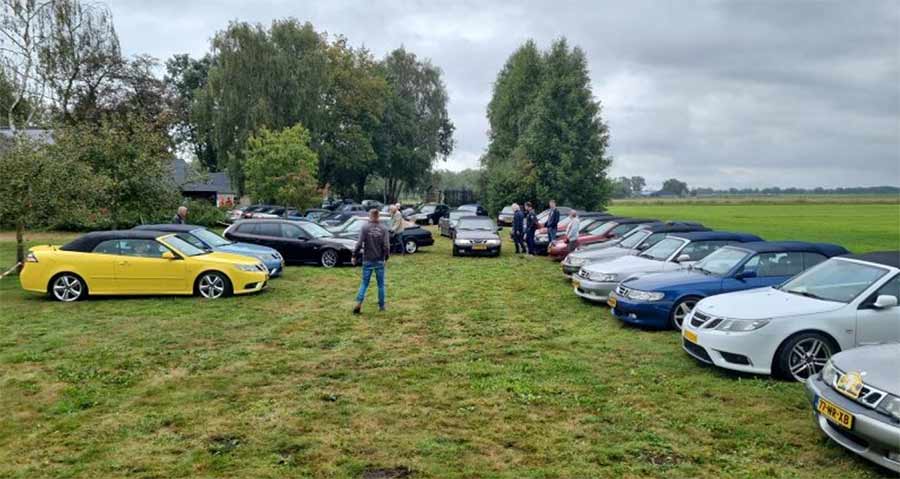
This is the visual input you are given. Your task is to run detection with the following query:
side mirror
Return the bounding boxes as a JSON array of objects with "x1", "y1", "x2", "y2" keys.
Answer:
[
  {"x1": 161, "y1": 251, "x2": 178, "y2": 260},
  {"x1": 736, "y1": 269, "x2": 757, "y2": 280},
  {"x1": 874, "y1": 295, "x2": 898, "y2": 309},
  {"x1": 676, "y1": 254, "x2": 691, "y2": 263}
]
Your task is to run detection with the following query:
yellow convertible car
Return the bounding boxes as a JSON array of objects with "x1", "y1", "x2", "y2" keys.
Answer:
[{"x1": 20, "y1": 230, "x2": 269, "y2": 301}]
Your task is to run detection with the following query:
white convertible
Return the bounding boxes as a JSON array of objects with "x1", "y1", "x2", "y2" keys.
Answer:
[{"x1": 682, "y1": 252, "x2": 900, "y2": 381}]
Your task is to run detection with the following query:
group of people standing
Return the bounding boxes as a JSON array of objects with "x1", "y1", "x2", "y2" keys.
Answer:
[{"x1": 510, "y1": 200, "x2": 580, "y2": 255}]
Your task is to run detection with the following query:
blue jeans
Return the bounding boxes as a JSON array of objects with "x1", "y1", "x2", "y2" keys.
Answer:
[
  {"x1": 356, "y1": 261, "x2": 385, "y2": 308},
  {"x1": 547, "y1": 226, "x2": 557, "y2": 243}
]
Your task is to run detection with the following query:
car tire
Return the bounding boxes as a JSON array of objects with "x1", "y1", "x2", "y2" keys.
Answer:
[
  {"x1": 670, "y1": 297, "x2": 700, "y2": 330},
  {"x1": 320, "y1": 249, "x2": 339, "y2": 268},
  {"x1": 49, "y1": 273, "x2": 87, "y2": 302},
  {"x1": 195, "y1": 271, "x2": 232, "y2": 299},
  {"x1": 774, "y1": 332, "x2": 838, "y2": 382},
  {"x1": 404, "y1": 239, "x2": 418, "y2": 254}
]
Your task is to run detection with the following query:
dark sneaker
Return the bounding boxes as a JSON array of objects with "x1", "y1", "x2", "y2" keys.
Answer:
[
  {"x1": 352, "y1": 304, "x2": 362, "y2": 315},
  {"x1": 379, "y1": 305, "x2": 386, "y2": 311}
]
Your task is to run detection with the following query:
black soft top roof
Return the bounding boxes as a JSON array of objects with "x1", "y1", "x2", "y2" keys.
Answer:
[
  {"x1": 842, "y1": 251, "x2": 900, "y2": 268},
  {"x1": 643, "y1": 222, "x2": 710, "y2": 234},
  {"x1": 610, "y1": 217, "x2": 659, "y2": 225},
  {"x1": 60, "y1": 230, "x2": 168, "y2": 252},
  {"x1": 133, "y1": 224, "x2": 203, "y2": 233}
]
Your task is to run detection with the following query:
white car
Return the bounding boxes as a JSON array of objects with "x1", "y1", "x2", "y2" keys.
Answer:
[
  {"x1": 682, "y1": 252, "x2": 900, "y2": 382},
  {"x1": 573, "y1": 231, "x2": 762, "y2": 302}
]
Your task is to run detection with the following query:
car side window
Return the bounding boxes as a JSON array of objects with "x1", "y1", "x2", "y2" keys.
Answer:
[
  {"x1": 119, "y1": 239, "x2": 169, "y2": 258},
  {"x1": 238, "y1": 223, "x2": 258, "y2": 234},
  {"x1": 281, "y1": 223, "x2": 305, "y2": 239},
  {"x1": 802, "y1": 252, "x2": 827, "y2": 269},
  {"x1": 92, "y1": 239, "x2": 121, "y2": 255},
  {"x1": 256, "y1": 223, "x2": 281, "y2": 238},
  {"x1": 756, "y1": 252, "x2": 805, "y2": 277}
]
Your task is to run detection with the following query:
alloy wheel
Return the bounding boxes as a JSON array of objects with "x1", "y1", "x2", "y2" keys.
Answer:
[
  {"x1": 52, "y1": 275, "x2": 83, "y2": 302},
  {"x1": 405, "y1": 240, "x2": 418, "y2": 254},
  {"x1": 321, "y1": 249, "x2": 338, "y2": 268},
  {"x1": 198, "y1": 273, "x2": 226, "y2": 299},
  {"x1": 787, "y1": 337, "x2": 831, "y2": 381},
  {"x1": 672, "y1": 299, "x2": 696, "y2": 330}
]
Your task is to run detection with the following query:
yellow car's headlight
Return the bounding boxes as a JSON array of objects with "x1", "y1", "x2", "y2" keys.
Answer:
[{"x1": 235, "y1": 263, "x2": 264, "y2": 272}]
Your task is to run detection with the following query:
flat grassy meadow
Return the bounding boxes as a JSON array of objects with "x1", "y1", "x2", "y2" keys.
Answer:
[{"x1": 0, "y1": 202, "x2": 897, "y2": 478}]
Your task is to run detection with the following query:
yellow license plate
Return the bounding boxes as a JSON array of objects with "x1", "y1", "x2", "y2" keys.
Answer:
[
  {"x1": 473, "y1": 244, "x2": 487, "y2": 250},
  {"x1": 683, "y1": 329, "x2": 698, "y2": 344},
  {"x1": 817, "y1": 397, "x2": 854, "y2": 429},
  {"x1": 607, "y1": 294, "x2": 617, "y2": 308}
]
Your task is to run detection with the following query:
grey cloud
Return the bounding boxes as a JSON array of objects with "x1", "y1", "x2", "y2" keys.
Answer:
[{"x1": 108, "y1": 0, "x2": 900, "y2": 189}]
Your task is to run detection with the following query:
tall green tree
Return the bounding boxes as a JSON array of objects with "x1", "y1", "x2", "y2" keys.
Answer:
[
  {"x1": 243, "y1": 124, "x2": 319, "y2": 208},
  {"x1": 374, "y1": 48, "x2": 454, "y2": 202},
  {"x1": 662, "y1": 178, "x2": 689, "y2": 196},
  {"x1": 165, "y1": 53, "x2": 216, "y2": 170}
]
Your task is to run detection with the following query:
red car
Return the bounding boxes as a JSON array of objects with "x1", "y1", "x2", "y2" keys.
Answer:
[{"x1": 547, "y1": 218, "x2": 658, "y2": 260}]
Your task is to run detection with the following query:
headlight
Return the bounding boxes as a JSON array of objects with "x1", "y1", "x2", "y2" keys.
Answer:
[
  {"x1": 567, "y1": 257, "x2": 585, "y2": 266},
  {"x1": 820, "y1": 360, "x2": 838, "y2": 385},
  {"x1": 626, "y1": 289, "x2": 665, "y2": 301},
  {"x1": 455, "y1": 239, "x2": 472, "y2": 246},
  {"x1": 486, "y1": 239, "x2": 501, "y2": 245},
  {"x1": 877, "y1": 395, "x2": 900, "y2": 421},
  {"x1": 235, "y1": 263, "x2": 263, "y2": 272},
  {"x1": 714, "y1": 318, "x2": 770, "y2": 332},
  {"x1": 590, "y1": 272, "x2": 618, "y2": 283}
]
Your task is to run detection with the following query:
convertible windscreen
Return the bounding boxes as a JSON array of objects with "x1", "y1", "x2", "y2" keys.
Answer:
[
  {"x1": 457, "y1": 219, "x2": 495, "y2": 231},
  {"x1": 692, "y1": 247, "x2": 751, "y2": 276},
  {"x1": 640, "y1": 237, "x2": 685, "y2": 261},
  {"x1": 618, "y1": 230, "x2": 651, "y2": 249},
  {"x1": 587, "y1": 221, "x2": 616, "y2": 235},
  {"x1": 778, "y1": 259, "x2": 889, "y2": 303},
  {"x1": 192, "y1": 228, "x2": 231, "y2": 247},
  {"x1": 165, "y1": 235, "x2": 208, "y2": 256}
]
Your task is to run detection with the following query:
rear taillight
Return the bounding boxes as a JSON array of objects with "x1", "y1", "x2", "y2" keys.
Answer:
[{"x1": 25, "y1": 252, "x2": 38, "y2": 263}]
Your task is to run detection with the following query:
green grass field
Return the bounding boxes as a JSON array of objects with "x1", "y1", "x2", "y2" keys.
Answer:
[{"x1": 0, "y1": 203, "x2": 897, "y2": 478}]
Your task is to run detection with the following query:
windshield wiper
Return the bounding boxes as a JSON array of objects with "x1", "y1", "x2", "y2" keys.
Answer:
[{"x1": 785, "y1": 289, "x2": 827, "y2": 301}]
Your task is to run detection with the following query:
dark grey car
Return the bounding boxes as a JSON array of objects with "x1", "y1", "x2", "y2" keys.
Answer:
[
  {"x1": 452, "y1": 216, "x2": 502, "y2": 257},
  {"x1": 805, "y1": 343, "x2": 900, "y2": 473}
]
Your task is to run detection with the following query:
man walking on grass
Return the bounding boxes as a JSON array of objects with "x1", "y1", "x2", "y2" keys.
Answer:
[{"x1": 352, "y1": 209, "x2": 390, "y2": 314}]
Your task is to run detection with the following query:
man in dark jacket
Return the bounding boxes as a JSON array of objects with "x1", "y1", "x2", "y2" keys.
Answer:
[
  {"x1": 524, "y1": 202, "x2": 539, "y2": 255},
  {"x1": 352, "y1": 209, "x2": 390, "y2": 314},
  {"x1": 545, "y1": 200, "x2": 560, "y2": 245},
  {"x1": 172, "y1": 206, "x2": 187, "y2": 224},
  {"x1": 511, "y1": 203, "x2": 526, "y2": 254}
]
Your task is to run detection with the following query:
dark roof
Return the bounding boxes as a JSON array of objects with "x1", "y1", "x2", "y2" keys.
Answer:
[
  {"x1": 133, "y1": 224, "x2": 205, "y2": 233},
  {"x1": 60, "y1": 230, "x2": 168, "y2": 252},
  {"x1": 580, "y1": 211, "x2": 612, "y2": 217},
  {"x1": 841, "y1": 251, "x2": 900, "y2": 268},
  {"x1": 731, "y1": 241, "x2": 849, "y2": 257},
  {"x1": 170, "y1": 158, "x2": 235, "y2": 194},
  {"x1": 669, "y1": 231, "x2": 763, "y2": 242},
  {"x1": 609, "y1": 218, "x2": 659, "y2": 225},
  {"x1": 643, "y1": 222, "x2": 710, "y2": 234}
]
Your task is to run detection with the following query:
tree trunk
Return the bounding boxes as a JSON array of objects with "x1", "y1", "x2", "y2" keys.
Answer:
[
  {"x1": 15, "y1": 221, "x2": 25, "y2": 273},
  {"x1": 356, "y1": 177, "x2": 366, "y2": 201}
]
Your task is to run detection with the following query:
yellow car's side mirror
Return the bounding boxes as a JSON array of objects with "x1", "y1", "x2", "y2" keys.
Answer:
[{"x1": 162, "y1": 251, "x2": 178, "y2": 260}]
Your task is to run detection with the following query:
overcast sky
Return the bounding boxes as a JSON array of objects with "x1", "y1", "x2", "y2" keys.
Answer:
[{"x1": 110, "y1": 0, "x2": 899, "y2": 190}]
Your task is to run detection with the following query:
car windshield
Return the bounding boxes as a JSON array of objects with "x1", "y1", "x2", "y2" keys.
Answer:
[
  {"x1": 449, "y1": 211, "x2": 466, "y2": 220},
  {"x1": 419, "y1": 205, "x2": 436, "y2": 213},
  {"x1": 302, "y1": 223, "x2": 334, "y2": 238},
  {"x1": 501, "y1": 206, "x2": 514, "y2": 214},
  {"x1": 619, "y1": 230, "x2": 651, "y2": 249},
  {"x1": 640, "y1": 237, "x2": 685, "y2": 261},
  {"x1": 191, "y1": 228, "x2": 231, "y2": 247},
  {"x1": 610, "y1": 223, "x2": 641, "y2": 237},
  {"x1": 778, "y1": 259, "x2": 889, "y2": 303},
  {"x1": 458, "y1": 218, "x2": 494, "y2": 231},
  {"x1": 693, "y1": 247, "x2": 751, "y2": 276},
  {"x1": 587, "y1": 221, "x2": 616, "y2": 235},
  {"x1": 164, "y1": 235, "x2": 208, "y2": 256}
]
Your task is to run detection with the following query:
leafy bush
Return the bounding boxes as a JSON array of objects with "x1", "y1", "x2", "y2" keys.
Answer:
[{"x1": 179, "y1": 199, "x2": 228, "y2": 227}]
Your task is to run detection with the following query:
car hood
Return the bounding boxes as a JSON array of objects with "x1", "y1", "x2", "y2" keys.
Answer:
[
  {"x1": 217, "y1": 242, "x2": 279, "y2": 257},
  {"x1": 582, "y1": 255, "x2": 680, "y2": 276},
  {"x1": 623, "y1": 270, "x2": 719, "y2": 292},
  {"x1": 831, "y1": 344, "x2": 900, "y2": 393},
  {"x1": 456, "y1": 230, "x2": 499, "y2": 240},
  {"x1": 695, "y1": 288, "x2": 845, "y2": 321},
  {"x1": 319, "y1": 237, "x2": 356, "y2": 249},
  {"x1": 198, "y1": 251, "x2": 261, "y2": 266}
]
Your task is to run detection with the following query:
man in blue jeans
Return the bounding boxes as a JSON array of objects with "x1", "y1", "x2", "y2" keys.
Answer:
[
  {"x1": 545, "y1": 199, "x2": 560, "y2": 246},
  {"x1": 352, "y1": 209, "x2": 390, "y2": 314}
]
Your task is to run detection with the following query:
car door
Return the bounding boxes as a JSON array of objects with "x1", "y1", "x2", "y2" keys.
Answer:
[
  {"x1": 82, "y1": 239, "x2": 122, "y2": 293},
  {"x1": 114, "y1": 239, "x2": 186, "y2": 293},
  {"x1": 280, "y1": 222, "x2": 312, "y2": 263},
  {"x1": 856, "y1": 274, "x2": 900, "y2": 345}
]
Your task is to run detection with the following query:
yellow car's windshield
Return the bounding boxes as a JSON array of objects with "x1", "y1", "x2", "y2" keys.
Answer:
[{"x1": 163, "y1": 235, "x2": 209, "y2": 257}]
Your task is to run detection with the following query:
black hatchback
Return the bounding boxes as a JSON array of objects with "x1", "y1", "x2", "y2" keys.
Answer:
[{"x1": 224, "y1": 219, "x2": 356, "y2": 268}]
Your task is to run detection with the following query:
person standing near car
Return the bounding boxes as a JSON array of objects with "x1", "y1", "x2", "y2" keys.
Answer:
[
  {"x1": 172, "y1": 206, "x2": 187, "y2": 224},
  {"x1": 545, "y1": 200, "x2": 560, "y2": 245},
  {"x1": 511, "y1": 203, "x2": 526, "y2": 254},
  {"x1": 525, "y1": 202, "x2": 538, "y2": 255},
  {"x1": 389, "y1": 204, "x2": 407, "y2": 254},
  {"x1": 565, "y1": 209, "x2": 580, "y2": 253},
  {"x1": 352, "y1": 209, "x2": 390, "y2": 314}
]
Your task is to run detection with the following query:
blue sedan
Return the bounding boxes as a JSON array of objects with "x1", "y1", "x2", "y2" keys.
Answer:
[
  {"x1": 133, "y1": 224, "x2": 285, "y2": 276},
  {"x1": 608, "y1": 241, "x2": 849, "y2": 330}
]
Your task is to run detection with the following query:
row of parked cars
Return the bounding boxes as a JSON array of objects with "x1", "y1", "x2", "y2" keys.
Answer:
[{"x1": 532, "y1": 208, "x2": 899, "y2": 472}]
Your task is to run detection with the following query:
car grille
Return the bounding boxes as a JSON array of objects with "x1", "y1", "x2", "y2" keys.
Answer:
[
  {"x1": 829, "y1": 370, "x2": 889, "y2": 409},
  {"x1": 690, "y1": 310, "x2": 723, "y2": 329}
]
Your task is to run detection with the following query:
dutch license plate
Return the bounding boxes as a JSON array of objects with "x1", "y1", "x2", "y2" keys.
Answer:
[
  {"x1": 817, "y1": 397, "x2": 854, "y2": 429},
  {"x1": 607, "y1": 294, "x2": 617, "y2": 308},
  {"x1": 683, "y1": 329, "x2": 698, "y2": 344},
  {"x1": 473, "y1": 244, "x2": 487, "y2": 250}
]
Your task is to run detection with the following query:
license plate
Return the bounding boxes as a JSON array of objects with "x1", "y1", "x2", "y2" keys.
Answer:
[
  {"x1": 817, "y1": 397, "x2": 854, "y2": 429},
  {"x1": 683, "y1": 329, "x2": 698, "y2": 344},
  {"x1": 473, "y1": 244, "x2": 487, "y2": 250},
  {"x1": 607, "y1": 294, "x2": 617, "y2": 308}
]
